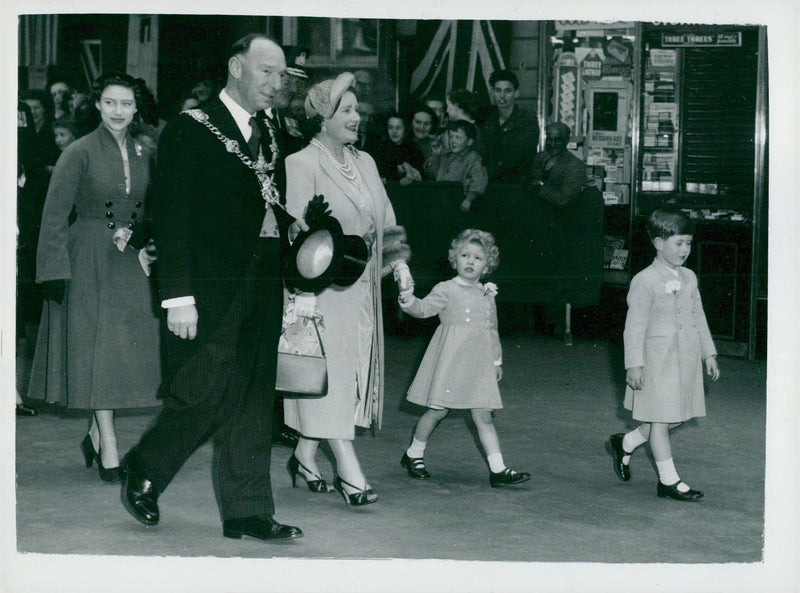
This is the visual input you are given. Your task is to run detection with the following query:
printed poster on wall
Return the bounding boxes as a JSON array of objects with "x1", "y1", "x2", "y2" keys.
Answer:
[{"x1": 554, "y1": 51, "x2": 578, "y2": 133}]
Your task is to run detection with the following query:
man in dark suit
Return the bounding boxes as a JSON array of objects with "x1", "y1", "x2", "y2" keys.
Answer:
[
  {"x1": 529, "y1": 121, "x2": 587, "y2": 207},
  {"x1": 120, "y1": 34, "x2": 304, "y2": 542},
  {"x1": 480, "y1": 69, "x2": 540, "y2": 183},
  {"x1": 528, "y1": 121, "x2": 591, "y2": 337}
]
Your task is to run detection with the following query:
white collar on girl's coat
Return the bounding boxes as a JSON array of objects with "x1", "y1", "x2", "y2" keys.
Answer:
[
  {"x1": 452, "y1": 277, "x2": 499, "y2": 297},
  {"x1": 453, "y1": 276, "x2": 481, "y2": 288}
]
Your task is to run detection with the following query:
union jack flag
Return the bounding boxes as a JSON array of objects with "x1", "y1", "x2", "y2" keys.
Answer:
[{"x1": 409, "y1": 20, "x2": 509, "y2": 103}]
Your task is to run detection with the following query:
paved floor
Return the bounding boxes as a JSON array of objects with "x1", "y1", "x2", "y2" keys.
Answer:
[{"x1": 5, "y1": 326, "x2": 791, "y2": 592}]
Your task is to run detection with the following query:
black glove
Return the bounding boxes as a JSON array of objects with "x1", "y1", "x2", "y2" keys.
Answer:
[
  {"x1": 304, "y1": 194, "x2": 332, "y2": 228},
  {"x1": 41, "y1": 279, "x2": 66, "y2": 304},
  {"x1": 127, "y1": 218, "x2": 153, "y2": 250}
]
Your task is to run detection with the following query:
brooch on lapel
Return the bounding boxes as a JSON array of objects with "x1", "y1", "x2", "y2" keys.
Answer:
[{"x1": 664, "y1": 279, "x2": 681, "y2": 295}]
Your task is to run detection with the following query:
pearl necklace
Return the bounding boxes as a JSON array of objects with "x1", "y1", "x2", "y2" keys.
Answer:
[{"x1": 311, "y1": 138, "x2": 357, "y2": 180}]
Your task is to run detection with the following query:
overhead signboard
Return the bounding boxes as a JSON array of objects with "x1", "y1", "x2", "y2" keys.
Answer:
[
  {"x1": 555, "y1": 21, "x2": 636, "y2": 34},
  {"x1": 661, "y1": 31, "x2": 742, "y2": 47}
]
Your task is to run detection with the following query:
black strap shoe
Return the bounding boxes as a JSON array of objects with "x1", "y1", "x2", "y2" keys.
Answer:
[
  {"x1": 400, "y1": 453, "x2": 431, "y2": 480},
  {"x1": 657, "y1": 481, "x2": 704, "y2": 501},
  {"x1": 222, "y1": 515, "x2": 303, "y2": 541},
  {"x1": 121, "y1": 453, "x2": 160, "y2": 526},
  {"x1": 609, "y1": 433, "x2": 631, "y2": 481},
  {"x1": 489, "y1": 467, "x2": 531, "y2": 488}
]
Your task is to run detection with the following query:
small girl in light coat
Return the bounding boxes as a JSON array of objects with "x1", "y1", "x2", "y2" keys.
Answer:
[{"x1": 398, "y1": 229, "x2": 530, "y2": 488}]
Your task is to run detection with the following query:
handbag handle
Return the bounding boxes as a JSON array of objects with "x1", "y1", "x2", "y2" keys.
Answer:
[{"x1": 310, "y1": 316, "x2": 326, "y2": 357}]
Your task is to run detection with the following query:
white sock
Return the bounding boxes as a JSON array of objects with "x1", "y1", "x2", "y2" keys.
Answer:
[
  {"x1": 622, "y1": 427, "x2": 648, "y2": 464},
  {"x1": 655, "y1": 458, "x2": 689, "y2": 491},
  {"x1": 487, "y1": 452, "x2": 505, "y2": 473},
  {"x1": 406, "y1": 438, "x2": 427, "y2": 459}
]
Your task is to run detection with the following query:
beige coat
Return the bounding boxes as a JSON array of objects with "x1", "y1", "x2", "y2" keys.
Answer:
[
  {"x1": 623, "y1": 259, "x2": 716, "y2": 422},
  {"x1": 283, "y1": 144, "x2": 397, "y2": 438}
]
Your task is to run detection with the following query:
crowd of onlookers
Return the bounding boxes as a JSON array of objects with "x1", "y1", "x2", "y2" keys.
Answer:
[{"x1": 356, "y1": 69, "x2": 544, "y2": 213}]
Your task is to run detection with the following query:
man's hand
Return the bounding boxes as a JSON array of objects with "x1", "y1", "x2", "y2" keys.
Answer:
[{"x1": 167, "y1": 304, "x2": 198, "y2": 340}]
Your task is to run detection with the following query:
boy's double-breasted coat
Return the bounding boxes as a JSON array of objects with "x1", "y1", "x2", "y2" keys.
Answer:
[{"x1": 623, "y1": 258, "x2": 717, "y2": 422}]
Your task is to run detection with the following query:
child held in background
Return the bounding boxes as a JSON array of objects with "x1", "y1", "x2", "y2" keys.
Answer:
[
  {"x1": 609, "y1": 208, "x2": 719, "y2": 501},
  {"x1": 398, "y1": 229, "x2": 530, "y2": 488},
  {"x1": 51, "y1": 116, "x2": 79, "y2": 154},
  {"x1": 426, "y1": 119, "x2": 488, "y2": 213}
]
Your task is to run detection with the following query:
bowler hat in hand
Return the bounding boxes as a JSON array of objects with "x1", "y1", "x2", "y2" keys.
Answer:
[{"x1": 284, "y1": 195, "x2": 369, "y2": 293}]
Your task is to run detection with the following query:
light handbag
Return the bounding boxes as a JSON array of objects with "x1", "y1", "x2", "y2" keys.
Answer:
[{"x1": 276, "y1": 315, "x2": 328, "y2": 398}]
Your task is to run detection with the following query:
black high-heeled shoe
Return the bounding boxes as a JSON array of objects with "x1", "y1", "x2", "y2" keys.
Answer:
[
  {"x1": 333, "y1": 475, "x2": 378, "y2": 506},
  {"x1": 80, "y1": 434, "x2": 96, "y2": 468},
  {"x1": 81, "y1": 434, "x2": 121, "y2": 482},
  {"x1": 287, "y1": 454, "x2": 329, "y2": 493},
  {"x1": 96, "y1": 454, "x2": 122, "y2": 483}
]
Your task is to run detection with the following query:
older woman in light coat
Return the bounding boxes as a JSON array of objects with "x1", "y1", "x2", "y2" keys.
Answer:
[{"x1": 282, "y1": 73, "x2": 408, "y2": 506}]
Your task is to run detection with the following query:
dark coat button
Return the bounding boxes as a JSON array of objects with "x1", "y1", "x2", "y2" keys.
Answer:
[
  {"x1": 107, "y1": 222, "x2": 116, "y2": 229},
  {"x1": 135, "y1": 201, "x2": 143, "y2": 208},
  {"x1": 105, "y1": 211, "x2": 114, "y2": 218},
  {"x1": 130, "y1": 212, "x2": 138, "y2": 219},
  {"x1": 105, "y1": 201, "x2": 113, "y2": 207},
  {"x1": 127, "y1": 222, "x2": 134, "y2": 229}
]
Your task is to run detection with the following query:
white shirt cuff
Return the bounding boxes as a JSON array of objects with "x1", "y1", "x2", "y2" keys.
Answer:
[{"x1": 162, "y1": 296, "x2": 195, "y2": 309}]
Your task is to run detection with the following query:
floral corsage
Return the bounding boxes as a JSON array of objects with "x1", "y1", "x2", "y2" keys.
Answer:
[
  {"x1": 483, "y1": 282, "x2": 498, "y2": 297},
  {"x1": 664, "y1": 279, "x2": 681, "y2": 294}
]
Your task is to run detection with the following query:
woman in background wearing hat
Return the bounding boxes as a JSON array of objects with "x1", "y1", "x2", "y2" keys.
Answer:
[
  {"x1": 28, "y1": 73, "x2": 161, "y2": 482},
  {"x1": 282, "y1": 72, "x2": 409, "y2": 506}
]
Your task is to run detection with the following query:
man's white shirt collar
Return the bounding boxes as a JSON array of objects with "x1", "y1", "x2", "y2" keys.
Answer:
[{"x1": 219, "y1": 89, "x2": 256, "y2": 141}]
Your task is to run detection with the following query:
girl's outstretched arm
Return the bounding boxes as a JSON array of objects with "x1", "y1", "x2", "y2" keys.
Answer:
[{"x1": 399, "y1": 281, "x2": 449, "y2": 319}]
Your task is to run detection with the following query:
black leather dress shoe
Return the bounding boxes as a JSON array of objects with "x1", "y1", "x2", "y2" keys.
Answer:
[
  {"x1": 609, "y1": 433, "x2": 631, "y2": 482},
  {"x1": 222, "y1": 515, "x2": 303, "y2": 541},
  {"x1": 489, "y1": 468, "x2": 531, "y2": 488},
  {"x1": 657, "y1": 481, "x2": 704, "y2": 501},
  {"x1": 16, "y1": 404, "x2": 38, "y2": 416},
  {"x1": 121, "y1": 454, "x2": 160, "y2": 526},
  {"x1": 400, "y1": 453, "x2": 431, "y2": 480}
]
